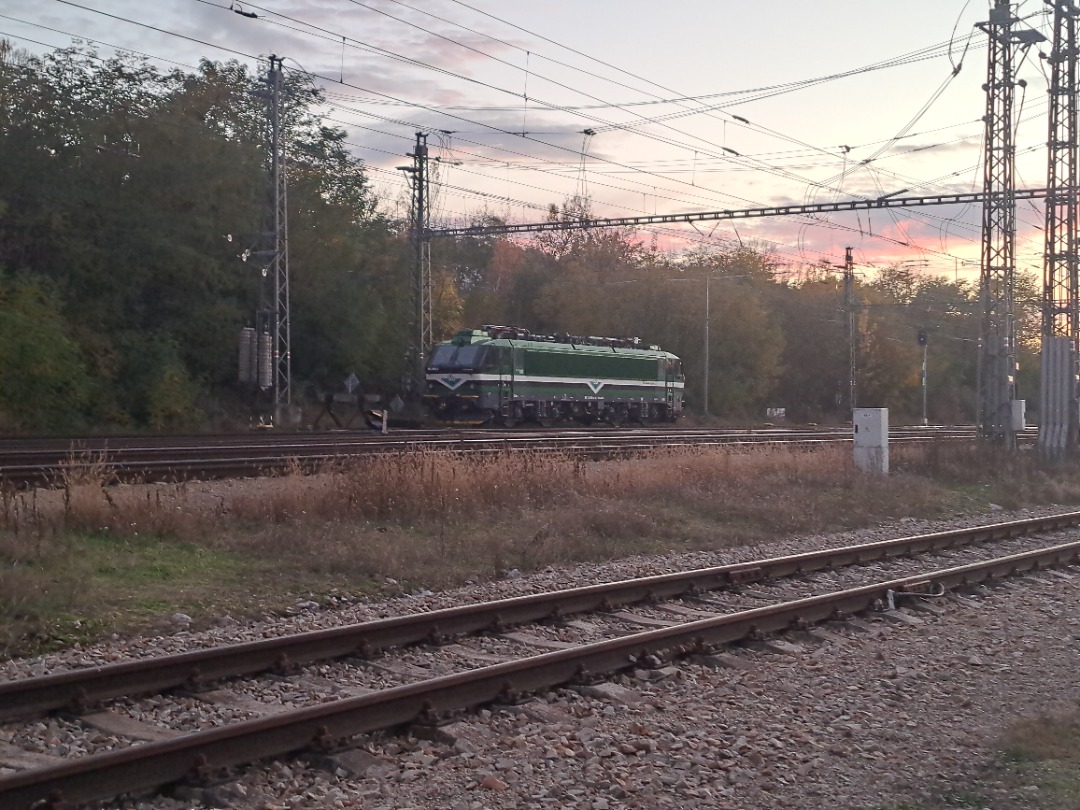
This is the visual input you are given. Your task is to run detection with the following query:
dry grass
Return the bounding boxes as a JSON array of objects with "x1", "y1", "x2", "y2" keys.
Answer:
[
  {"x1": 934, "y1": 709, "x2": 1080, "y2": 810},
  {"x1": 1000, "y1": 711, "x2": 1080, "y2": 765},
  {"x1": 2, "y1": 441, "x2": 1079, "y2": 657}
]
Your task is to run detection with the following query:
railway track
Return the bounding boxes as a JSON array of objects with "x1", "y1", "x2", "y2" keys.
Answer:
[
  {"x1": 0, "y1": 510, "x2": 1077, "y2": 809},
  {"x1": 0, "y1": 425, "x2": 988, "y2": 488}
]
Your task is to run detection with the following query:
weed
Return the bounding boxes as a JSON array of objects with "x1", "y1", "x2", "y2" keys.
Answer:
[{"x1": 3, "y1": 441, "x2": 1080, "y2": 657}]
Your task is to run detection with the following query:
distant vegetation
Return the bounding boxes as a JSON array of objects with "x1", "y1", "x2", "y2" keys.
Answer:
[{"x1": 0, "y1": 42, "x2": 1041, "y2": 433}]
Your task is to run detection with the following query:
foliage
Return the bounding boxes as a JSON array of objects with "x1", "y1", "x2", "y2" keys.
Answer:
[
  {"x1": 0, "y1": 39, "x2": 1048, "y2": 431},
  {"x1": 0, "y1": 43, "x2": 405, "y2": 431},
  {"x1": 112, "y1": 332, "x2": 200, "y2": 431},
  {"x1": 0, "y1": 276, "x2": 91, "y2": 430}
]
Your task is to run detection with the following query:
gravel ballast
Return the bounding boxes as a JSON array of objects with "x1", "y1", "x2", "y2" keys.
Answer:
[{"x1": 2, "y1": 506, "x2": 1079, "y2": 809}]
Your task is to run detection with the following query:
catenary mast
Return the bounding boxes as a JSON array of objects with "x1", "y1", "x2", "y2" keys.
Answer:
[
  {"x1": 976, "y1": 2, "x2": 1044, "y2": 446},
  {"x1": 1039, "y1": 0, "x2": 1080, "y2": 456}
]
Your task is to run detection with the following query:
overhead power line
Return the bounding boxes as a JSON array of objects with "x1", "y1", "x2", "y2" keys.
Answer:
[
  {"x1": 20, "y1": 0, "x2": 1039, "y2": 271},
  {"x1": 191, "y1": 0, "x2": 1002, "y2": 258},
  {"x1": 430, "y1": 188, "x2": 1051, "y2": 239}
]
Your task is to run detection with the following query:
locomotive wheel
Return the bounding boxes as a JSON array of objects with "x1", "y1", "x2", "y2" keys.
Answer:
[
  {"x1": 605, "y1": 405, "x2": 628, "y2": 427},
  {"x1": 536, "y1": 416, "x2": 555, "y2": 427}
]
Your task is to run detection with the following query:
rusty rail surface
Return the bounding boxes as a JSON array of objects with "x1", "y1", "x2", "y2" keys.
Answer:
[
  {"x1": 2, "y1": 539, "x2": 1078, "y2": 810},
  {"x1": 1, "y1": 510, "x2": 1076, "y2": 726}
]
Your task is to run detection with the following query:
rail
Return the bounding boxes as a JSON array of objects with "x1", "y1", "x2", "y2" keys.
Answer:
[
  {"x1": 2, "y1": 539, "x2": 1078, "y2": 809},
  {"x1": 0, "y1": 426, "x2": 990, "y2": 488},
  {"x1": 1, "y1": 509, "x2": 1073, "y2": 723}
]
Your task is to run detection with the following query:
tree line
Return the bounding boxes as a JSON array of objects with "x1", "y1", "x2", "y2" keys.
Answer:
[{"x1": 0, "y1": 43, "x2": 1039, "y2": 433}]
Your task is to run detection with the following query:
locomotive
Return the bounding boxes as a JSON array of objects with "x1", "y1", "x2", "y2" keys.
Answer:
[{"x1": 423, "y1": 325, "x2": 684, "y2": 426}]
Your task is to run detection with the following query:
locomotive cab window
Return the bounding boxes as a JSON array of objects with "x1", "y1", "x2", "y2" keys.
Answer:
[
  {"x1": 658, "y1": 357, "x2": 683, "y2": 380},
  {"x1": 427, "y1": 345, "x2": 493, "y2": 372}
]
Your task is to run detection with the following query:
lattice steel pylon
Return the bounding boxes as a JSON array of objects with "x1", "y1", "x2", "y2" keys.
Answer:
[
  {"x1": 267, "y1": 55, "x2": 291, "y2": 417},
  {"x1": 977, "y1": 3, "x2": 1044, "y2": 447},
  {"x1": 1039, "y1": 0, "x2": 1080, "y2": 456},
  {"x1": 399, "y1": 132, "x2": 433, "y2": 398}
]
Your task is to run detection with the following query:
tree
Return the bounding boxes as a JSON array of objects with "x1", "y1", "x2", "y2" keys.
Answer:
[
  {"x1": 768, "y1": 271, "x2": 851, "y2": 421},
  {"x1": 861, "y1": 265, "x2": 984, "y2": 423},
  {"x1": 0, "y1": 43, "x2": 403, "y2": 425},
  {"x1": 0, "y1": 277, "x2": 90, "y2": 431}
]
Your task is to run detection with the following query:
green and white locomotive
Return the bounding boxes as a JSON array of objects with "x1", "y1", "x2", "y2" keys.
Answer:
[{"x1": 423, "y1": 325, "x2": 684, "y2": 426}]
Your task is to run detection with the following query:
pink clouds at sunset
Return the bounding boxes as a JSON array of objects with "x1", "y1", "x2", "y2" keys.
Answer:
[{"x1": 2, "y1": 0, "x2": 1056, "y2": 278}]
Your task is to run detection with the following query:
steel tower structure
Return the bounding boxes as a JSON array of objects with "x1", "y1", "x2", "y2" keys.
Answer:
[
  {"x1": 267, "y1": 55, "x2": 291, "y2": 417},
  {"x1": 1039, "y1": 0, "x2": 1080, "y2": 455},
  {"x1": 976, "y1": 3, "x2": 1044, "y2": 446},
  {"x1": 399, "y1": 132, "x2": 434, "y2": 397}
]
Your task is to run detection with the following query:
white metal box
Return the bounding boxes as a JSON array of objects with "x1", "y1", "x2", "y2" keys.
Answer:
[
  {"x1": 1011, "y1": 399, "x2": 1026, "y2": 432},
  {"x1": 853, "y1": 407, "x2": 889, "y2": 474}
]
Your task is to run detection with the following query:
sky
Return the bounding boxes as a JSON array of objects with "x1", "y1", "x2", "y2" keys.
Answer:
[{"x1": 0, "y1": 1, "x2": 1061, "y2": 280}]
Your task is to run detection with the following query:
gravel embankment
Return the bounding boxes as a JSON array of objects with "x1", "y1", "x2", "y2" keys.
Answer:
[{"x1": 2, "y1": 505, "x2": 1079, "y2": 809}]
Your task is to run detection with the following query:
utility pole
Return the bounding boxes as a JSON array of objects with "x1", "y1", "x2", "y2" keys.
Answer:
[
  {"x1": 844, "y1": 246, "x2": 857, "y2": 413},
  {"x1": 919, "y1": 330, "x2": 929, "y2": 425},
  {"x1": 398, "y1": 132, "x2": 433, "y2": 400},
  {"x1": 976, "y1": 3, "x2": 1044, "y2": 447},
  {"x1": 1039, "y1": 0, "x2": 1080, "y2": 457},
  {"x1": 704, "y1": 271, "x2": 710, "y2": 418},
  {"x1": 267, "y1": 54, "x2": 291, "y2": 422},
  {"x1": 243, "y1": 55, "x2": 292, "y2": 424}
]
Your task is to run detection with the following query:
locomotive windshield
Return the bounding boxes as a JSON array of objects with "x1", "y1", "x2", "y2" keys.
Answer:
[{"x1": 427, "y1": 344, "x2": 493, "y2": 372}]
